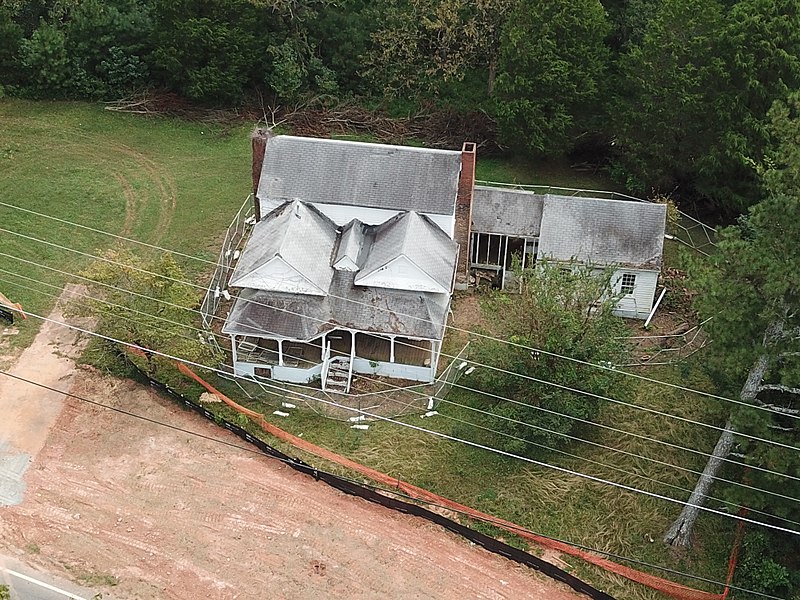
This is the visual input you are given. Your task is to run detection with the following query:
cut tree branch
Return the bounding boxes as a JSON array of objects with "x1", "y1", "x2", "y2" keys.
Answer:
[{"x1": 758, "y1": 383, "x2": 800, "y2": 396}]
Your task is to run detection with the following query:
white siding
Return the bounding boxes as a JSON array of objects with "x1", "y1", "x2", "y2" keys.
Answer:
[
  {"x1": 611, "y1": 268, "x2": 659, "y2": 319},
  {"x1": 352, "y1": 357, "x2": 434, "y2": 382},
  {"x1": 355, "y1": 255, "x2": 448, "y2": 293},
  {"x1": 234, "y1": 256, "x2": 326, "y2": 296}
]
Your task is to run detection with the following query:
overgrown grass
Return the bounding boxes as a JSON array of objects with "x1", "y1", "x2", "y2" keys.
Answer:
[{"x1": 476, "y1": 154, "x2": 621, "y2": 191}]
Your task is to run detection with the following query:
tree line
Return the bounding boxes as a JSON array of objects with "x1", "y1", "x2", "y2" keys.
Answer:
[{"x1": 2, "y1": 0, "x2": 800, "y2": 219}]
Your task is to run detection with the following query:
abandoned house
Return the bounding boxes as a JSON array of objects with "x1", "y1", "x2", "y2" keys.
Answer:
[
  {"x1": 221, "y1": 134, "x2": 474, "y2": 392},
  {"x1": 470, "y1": 186, "x2": 666, "y2": 319},
  {"x1": 219, "y1": 133, "x2": 666, "y2": 391}
]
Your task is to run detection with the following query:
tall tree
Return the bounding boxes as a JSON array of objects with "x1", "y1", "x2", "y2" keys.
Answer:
[
  {"x1": 663, "y1": 96, "x2": 800, "y2": 546},
  {"x1": 471, "y1": 263, "x2": 632, "y2": 455},
  {"x1": 365, "y1": 0, "x2": 514, "y2": 98},
  {"x1": 493, "y1": 0, "x2": 610, "y2": 155},
  {"x1": 611, "y1": 0, "x2": 729, "y2": 203}
]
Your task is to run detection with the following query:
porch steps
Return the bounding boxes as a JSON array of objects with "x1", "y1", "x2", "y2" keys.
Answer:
[{"x1": 325, "y1": 356, "x2": 352, "y2": 393}]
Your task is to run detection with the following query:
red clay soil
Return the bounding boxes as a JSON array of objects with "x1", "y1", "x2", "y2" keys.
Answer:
[{"x1": 0, "y1": 371, "x2": 584, "y2": 600}]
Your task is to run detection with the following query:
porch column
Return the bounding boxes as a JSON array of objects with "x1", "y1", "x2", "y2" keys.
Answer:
[
  {"x1": 230, "y1": 335, "x2": 237, "y2": 366},
  {"x1": 389, "y1": 336, "x2": 396, "y2": 363},
  {"x1": 430, "y1": 340, "x2": 437, "y2": 378},
  {"x1": 501, "y1": 236, "x2": 509, "y2": 288},
  {"x1": 350, "y1": 330, "x2": 356, "y2": 363},
  {"x1": 278, "y1": 339, "x2": 284, "y2": 366},
  {"x1": 321, "y1": 333, "x2": 326, "y2": 360}
]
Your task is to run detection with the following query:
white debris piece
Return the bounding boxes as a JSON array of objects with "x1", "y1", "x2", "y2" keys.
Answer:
[
  {"x1": 272, "y1": 410, "x2": 290, "y2": 417},
  {"x1": 281, "y1": 402, "x2": 296, "y2": 409},
  {"x1": 350, "y1": 424, "x2": 369, "y2": 430},
  {"x1": 421, "y1": 411, "x2": 439, "y2": 418},
  {"x1": 348, "y1": 415, "x2": 367, "y2": 422}
]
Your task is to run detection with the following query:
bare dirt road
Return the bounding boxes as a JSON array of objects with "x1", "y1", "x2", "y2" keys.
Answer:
[{"x1": 0, "y1": 308, "x2": 584, "y2": 600}]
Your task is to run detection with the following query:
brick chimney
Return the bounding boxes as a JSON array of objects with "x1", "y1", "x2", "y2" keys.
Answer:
[
  {"x1": 454, "y1": 142, "x2": 476, "y2": 289},
  {"x1": 251, "y1": 127, "x2": 270, "y2": 222}
]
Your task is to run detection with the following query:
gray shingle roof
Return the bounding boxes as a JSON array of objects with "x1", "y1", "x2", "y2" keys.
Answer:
[
  {"x1": 333, "y1": 219, "x2": 366, "y2": 270},
  {"x1": 472, "y1": 186, "x2": 544, "y2": 236},
  {"x1": 222, "y1": 271, "x2": 450, "y2": 341},
  {"x1": 356, "y1": 212, "x2": 457, "y2": 291},
  {"x1": 229, "y1": 200, "x2": 337, "y2": 293},
  {"x1": 257, "y1": 135, "x2": 462, "y2": 217},
  {"x1": 537, "y1": 195, "x2": 666, "y2": 268}
]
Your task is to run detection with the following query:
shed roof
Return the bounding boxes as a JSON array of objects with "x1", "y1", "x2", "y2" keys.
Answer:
[
  {"x1": 257, "y1": 135, "x2": 462, "y2": 217},
  {"x1": 537, "y1": 195, "x2": 666, "y2": 269},
  {"x1": 472, "y1": 186, "x2": 544, "y2": 236}
]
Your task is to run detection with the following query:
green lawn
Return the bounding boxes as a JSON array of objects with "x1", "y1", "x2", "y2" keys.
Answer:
[
  {"x1": 1, "y1": 100, "x2": 736, "y2": 599},
  {"x1": 0, "y1": 100, "x2": 251, "y2": 354}
]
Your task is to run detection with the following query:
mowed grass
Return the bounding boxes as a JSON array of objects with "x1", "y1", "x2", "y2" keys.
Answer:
[{"x1": 0, "y1": 100, "x2": 251, "y2": 356}]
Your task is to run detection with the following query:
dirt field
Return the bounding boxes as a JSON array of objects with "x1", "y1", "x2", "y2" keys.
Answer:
[{"x1": 0, "y1": 320, "x2": 584, "y2": 599}]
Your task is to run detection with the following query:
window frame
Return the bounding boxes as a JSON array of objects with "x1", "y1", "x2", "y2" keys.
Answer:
[{"x1": 620, "y1": 273, "x2": 636, "y2": 295}]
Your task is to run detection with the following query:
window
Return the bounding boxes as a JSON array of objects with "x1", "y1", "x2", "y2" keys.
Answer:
[{"x1": 620, "y1": 273, "x2": 636, "y2": 295}]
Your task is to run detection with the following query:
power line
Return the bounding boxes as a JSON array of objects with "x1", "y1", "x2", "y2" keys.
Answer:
[
  {"x1": 2, "y1": 229, "x2": 797, "y2": 455},
  {"x1": 0, "y1": 368, "x2": 785, "y2": 600},
  {"x1": 4, "y1": 304, "x2": 799, "y2": 539},
  {"x1": 11, "y1": 266, "x2": 795, "y2": 519},
  {"x1": 4, "y1": 254, "x2": 798, "y2": 491},
  {"x1": 0, "y1": 199, "x2": 792, "y2": 423},
  {"x1": 2, "y1": 250, "x2": 798, "y2": 497}
]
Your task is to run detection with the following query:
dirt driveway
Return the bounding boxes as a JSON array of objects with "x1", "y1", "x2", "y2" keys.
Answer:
[{"x1": 0, "y1": 315, "x2": 583, "y2": 599}]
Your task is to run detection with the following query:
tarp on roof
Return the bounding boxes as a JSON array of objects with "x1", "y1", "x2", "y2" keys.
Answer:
[{"x1": 257, "y1": 135, "x2": 462, "y2": 217}]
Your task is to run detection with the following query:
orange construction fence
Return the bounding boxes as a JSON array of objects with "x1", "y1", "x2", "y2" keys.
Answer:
[{"x1": 175, "y1": 362, "x2": 734, "y2": 600}]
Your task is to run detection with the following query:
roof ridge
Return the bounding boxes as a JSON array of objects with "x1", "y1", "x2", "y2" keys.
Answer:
[{"x1": 272, "y1": 134, "x2": 462, "y2": 155}]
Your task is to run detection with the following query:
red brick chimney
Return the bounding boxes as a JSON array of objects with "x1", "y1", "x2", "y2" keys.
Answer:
[
  {"x1": 454, "y1": 142, "x2": 476, "y2": 288},
  {"x1": 251, "y1": 127, "x2": 270, "y2": 222}
]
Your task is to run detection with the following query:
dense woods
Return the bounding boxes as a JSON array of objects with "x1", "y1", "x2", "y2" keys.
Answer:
[{"x1": 2, "y1": 0, "x2": 800, "y2": 219}]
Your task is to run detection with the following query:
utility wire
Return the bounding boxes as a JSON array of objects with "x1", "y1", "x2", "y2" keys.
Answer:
[
  {"x1": 0, "y1": 201, "x2": 794, "y2": 422},
  {"x1": 3, "y1": 255, "x2": 799, "y2": 493},
  {"x1": 4, "y1": 304, "x2": 799, "y2": 539},
  {"x1": 4, "y1": 254, "x2": 798, "y2": 494},
  {"x1": 2, "y1": 228, "x2": 797, "y2": 454},
  {"x1": 12, "y1": 277, "x2": 800, "y2": 523},
  {"x1": 0, "y1": 368, "x2": 786, "y2": 600}
]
